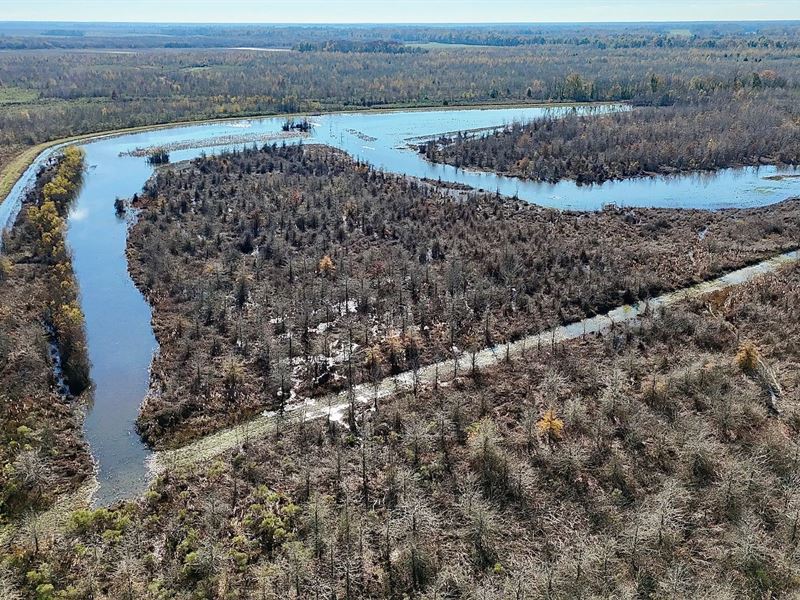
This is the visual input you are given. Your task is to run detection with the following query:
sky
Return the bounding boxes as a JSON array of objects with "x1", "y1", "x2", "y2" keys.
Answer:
[{"x1": 2, "y1": 0, "x2": 800, "y2": 24}]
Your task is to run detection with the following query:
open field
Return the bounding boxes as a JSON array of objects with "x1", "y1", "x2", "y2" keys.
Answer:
[{"x1": 0, "y1": 86, "x2": 37, "y2": 105}]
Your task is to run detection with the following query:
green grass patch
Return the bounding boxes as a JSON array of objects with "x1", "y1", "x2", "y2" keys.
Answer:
[
  {"x1": 0, "y1": 143, "x2": 50, "y2": 204},
  {"x1": 0, "y1": 87, "x2": 39, "y2": 105}
]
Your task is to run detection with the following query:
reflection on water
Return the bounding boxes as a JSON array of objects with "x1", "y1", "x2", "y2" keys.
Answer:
[
  {"x1": 3, "y1": 104, "x2": 800, "y2": 504},
  {"x1": 65, "y1": 141, "x2": 156, "y2": 505}
]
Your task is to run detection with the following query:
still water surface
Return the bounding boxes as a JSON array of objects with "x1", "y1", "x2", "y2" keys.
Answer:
[{"x1": 4, "y1": 105, "x2": 800, "y2": 504}]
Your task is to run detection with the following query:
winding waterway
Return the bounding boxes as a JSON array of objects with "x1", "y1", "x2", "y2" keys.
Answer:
[{"x1": 3, "y1": 104, "x2": 800, "y2": 505}]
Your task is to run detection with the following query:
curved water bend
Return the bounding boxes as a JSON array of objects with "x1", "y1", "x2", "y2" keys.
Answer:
[
  {"x1": 3, "y1": 105, "x2": 800, "y2": 505},
  {"x1": 140, "y1": 105, "x2": 800, "y2": 211}
]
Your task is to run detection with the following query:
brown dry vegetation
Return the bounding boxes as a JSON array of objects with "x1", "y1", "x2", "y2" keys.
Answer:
[
  {"x1": 0, "y1": 144, "x2": 25, "y2": 177},
  {"x1": 4, "y1": 23, "x2": 800, "y2": 599},
  {"x1": 2, "y1": 34, "x2": 799, "y2": 151},
  {"x1": 424, "y1": 92, "x2": 800, "y2": 184},
  {"x1": 0, "y1": 151, "x2": 91, "y2": 521},
  {"x1": 6, "y1": 254, "x2": 800, "y2": 599},
  {"x1": 128, "y1": 144, "x2": 800, "y2": 448}
]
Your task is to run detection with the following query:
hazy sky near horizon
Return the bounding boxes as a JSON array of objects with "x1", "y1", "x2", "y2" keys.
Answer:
[{"x1": 3, "y1": 0, "x2": 800, "y2": 24}]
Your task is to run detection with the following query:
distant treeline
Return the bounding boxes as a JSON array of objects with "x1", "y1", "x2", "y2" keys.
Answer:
[
  {"x1": 294, "y1": 39, "x2": 423, "y2": 54},
  {"x1": 1, "y1": 22, "x2": 800, "y2": 50},
  {"x1": 1, "y1": 40, "x2": 800, "y2": 151},
  {"x1": 40, "y1": 29, "x2": 85, "y2": 38},
  {"x1": 425, "y1": 90, "x2": 800, "y2": 184}
]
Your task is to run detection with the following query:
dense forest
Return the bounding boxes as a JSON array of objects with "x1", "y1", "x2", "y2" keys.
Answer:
[
  {"x1": 0, "y1": 148, "x2": 91, "y2": 520},
  {"x1": 425, "y1": 91, "x2": 800, "y2": 183},
  {"x1": 4, "y1": 255, "x2": 800, "y2": 598},
  {"x1": 294, "y1": 40, "x2": 422, "y2": 54},
  {"x1": 1, "y1": 29, "x2": 800, "y2": 170},
  {"x1": 128, "y1": 144, "x2": 800, "y2": 448}
]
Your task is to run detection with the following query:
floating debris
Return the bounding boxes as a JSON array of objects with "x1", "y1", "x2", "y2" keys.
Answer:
[
  {"x1": 346, "y1": 129, "x2": 377, "y2": 142},
  {"x1": 764, "y1": 173, "x2": 800, "y2": 181},
  {"x1": 119, "y1": 130, "x2": 309, "y2": 158}
]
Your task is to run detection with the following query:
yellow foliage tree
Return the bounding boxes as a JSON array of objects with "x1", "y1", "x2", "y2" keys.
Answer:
[
  {"x1": 536, "y1": 408, "x2": 564, "y2": 448},
  {"x1": 735, "y1": 341, "x2": 760, "y2": 373},
  {"x1": 54, "y1": 301, "x2": 84, "y2": 336},
  {"x1": 318, "y1": 255, "x2": 335, "y2": 277},
  {"x1": 43, "y1": 175, "x2": 73, "y2": 204},
  {"x1": 0, "y1": 256, "x2": 12, "y2": 281},
  {"x1": 26, "y1": 146, "x2": 84, "y2": 265}
]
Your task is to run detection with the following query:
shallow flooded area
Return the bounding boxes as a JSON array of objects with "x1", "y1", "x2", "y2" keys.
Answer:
[{"x1": 3, "y1": 104, "x2": 800, "y2": 504}]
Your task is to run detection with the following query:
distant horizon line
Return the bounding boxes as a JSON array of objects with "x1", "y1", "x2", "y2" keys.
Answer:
[{"x1": 2, "y1": 19, "x2": 800, "y2": 26}]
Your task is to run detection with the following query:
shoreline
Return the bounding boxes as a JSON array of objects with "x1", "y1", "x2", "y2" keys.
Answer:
[
  {"x1": 0, "y1": 99, "x2": 617, "y2": 207},
  {"x1": 426, "y1": 155, "x2": 800, "y2": 187},
  {"x1": 0, "y1": 150, "x2": 95, "y2": 534}
]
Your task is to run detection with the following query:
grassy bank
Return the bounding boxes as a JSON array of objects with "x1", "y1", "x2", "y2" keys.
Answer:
[{"x1": 0, "y1": 141, "x2": 51, "y2": 206}]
